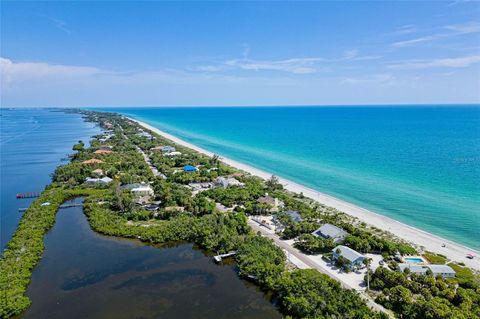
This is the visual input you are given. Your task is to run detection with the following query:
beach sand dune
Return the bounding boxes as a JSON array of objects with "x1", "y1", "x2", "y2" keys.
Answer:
[{"x1": 130, "y1": 118, "x2": 480, "y2": 271}]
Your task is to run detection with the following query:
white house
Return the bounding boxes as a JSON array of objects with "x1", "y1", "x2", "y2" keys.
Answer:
[
  {"x1": 213, "y1": 176, "x2": 245, "y2": 189},
  {"x1": 85, "y1": 176, "x2": 113, "y2": 185},
  {"x1": 121, "y1": 183, "x2": 154, "y2": 196},
  {"x1": 397, "y1": 264, "x2": 456, "y2": 278},
  {"x1": 164, "y1": 151, "x2": 182, "y2": 157}
]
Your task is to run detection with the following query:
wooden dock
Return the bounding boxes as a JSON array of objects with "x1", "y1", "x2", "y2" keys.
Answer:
[
  {"x1": 16, "y1": 192, "x2": 42, "y2": 199},
  {"x1": 18, "y1": 203, "x2": 83, "y2": 212},
  {"x1": 213, "y1": 251, "x2": 237, "y2": 263}
]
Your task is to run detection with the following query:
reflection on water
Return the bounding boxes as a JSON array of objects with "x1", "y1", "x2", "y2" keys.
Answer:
[{"x1": 22, "y1": 199, "x2": 281, "y2": 319}]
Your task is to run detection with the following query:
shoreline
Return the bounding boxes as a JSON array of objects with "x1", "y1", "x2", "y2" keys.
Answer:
[{"x1": 128, "y1": 117, "x2": 479, "y2": 270}]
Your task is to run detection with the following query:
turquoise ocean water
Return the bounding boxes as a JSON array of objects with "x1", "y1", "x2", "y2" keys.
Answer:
[{"x1": 102, "y1": 106, "x2": 480, "y2": 250}]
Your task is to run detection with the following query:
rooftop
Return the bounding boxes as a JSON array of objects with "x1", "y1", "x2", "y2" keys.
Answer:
[
  {"x1": 285, "y1": 210, "x2": 303, "y2": 223},
  {"x1": 82, "y1": 159, "x2": 105, "y2": 164},
  {"x1": 313, "y1": 224, "x2": 348, "y2": 240},
  {"x1": 332, "y1": 245, "x2": 364, "y2": 263}
]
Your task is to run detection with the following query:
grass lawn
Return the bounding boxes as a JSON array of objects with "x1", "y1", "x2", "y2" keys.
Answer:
[{"x1": 423, "y1": 251, "x2": 447, "y2": 264}]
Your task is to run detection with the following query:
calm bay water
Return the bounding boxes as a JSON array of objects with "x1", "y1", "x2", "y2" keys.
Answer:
[
  {"x1": 104, "y1": 106, "x2": 480, "y2": 250},
  {"x1": 0, "y1": 108, "x2": 101, "y2": 249},
  {"x1": 22, "y1": 200, "x2": 280, "y2": 319},
  {"x1": 1, "y1": 108, "x2": 281, "y2": 318}
]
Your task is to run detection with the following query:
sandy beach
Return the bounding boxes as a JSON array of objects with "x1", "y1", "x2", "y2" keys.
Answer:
[{"x1": 130, "y1": 117, "x2": 480, "y2": 271}]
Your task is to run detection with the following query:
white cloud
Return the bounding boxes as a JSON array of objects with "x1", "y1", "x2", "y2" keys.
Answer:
[
  {"x1": 391, "y1": 21, "x2": 480, "y2": 48},
  {"x1": 392, "y1": 35, "x2": 440, "y2": 48},
  {"x1": 195, "y1": 65, "x2": 227, "y2": 72},
  {"x1": 392, "y1": 25, "x2": 417, "y2": 35},
  {"x1": 444, "y1": 21, "x2": 480, "y2": 34},
  {"x1": 341, "y1": 74, "x2": 397, "y2": 86},
  {"x1": 1, "y1": 57, "x2": 101, "y2": 84},
  {"x1": 343, "y1": 50, "x2": 359, "y2": 60},
  {"x1": 388, "y1": 55, "x2": 480, "y2": 69},
  {"x1": 224, "y1": 57, "x2": 324, "y2": 74}
]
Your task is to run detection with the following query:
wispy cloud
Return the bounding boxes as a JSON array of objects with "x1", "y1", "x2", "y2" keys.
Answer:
[
  {"x1": 43, "y1": 15, "x2": 71, "y2": 34},
  {"x1": 388, "y1": 55, "x2": 480, "y2": 69},
  {"x1": 392, "y1": 35, "x2": 440, "y2": 48},
  {"x1": 391, "y1": 21, "x2": 480, "y2": 48},
  {"x1": 197, "y1": 57, "x2": 326, "y2": 74},
  {"x1": 341, "y1": 74, "x2": 397, "y2": 86},
  {"x1": 225, "y1": 57, "x2": 325, "y2": 74},
  {"x1": 392, "y1": 25, "x2": 417, "y2": 35},
  {"x1": 444, "y1": 21, "x2": 480, "y2": 33}
]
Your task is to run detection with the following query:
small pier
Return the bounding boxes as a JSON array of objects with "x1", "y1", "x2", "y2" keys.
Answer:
[
  {"x1": 16, "y1": 192, "x2": 42, "y2": 199},
  {"x1": 213, "y1": 251, "x2": 237, "y2": 263},
  {"x1": 18, "y1": 203, "x2": 83, "y2": 212}
]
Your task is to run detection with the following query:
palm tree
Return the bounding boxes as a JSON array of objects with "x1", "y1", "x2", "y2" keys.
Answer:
[
  {"x1": 363, "y1": 257, "x2": 372, "y2": 291},
  {"x1": 266, "y1": 175, "x2": 279, "y2": 191},
  {"x1": 210, "y1": 154, "x2": 220, "y2": 167}
]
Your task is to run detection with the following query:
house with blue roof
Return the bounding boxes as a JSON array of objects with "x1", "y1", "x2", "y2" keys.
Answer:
[{"x1": 183, "y1": 165, "x2": 198, "y2": 172}]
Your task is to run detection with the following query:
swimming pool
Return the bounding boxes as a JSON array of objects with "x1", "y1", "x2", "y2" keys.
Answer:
[{"x1": 404, "y1": 257, "x2": 424, "y2": 263}]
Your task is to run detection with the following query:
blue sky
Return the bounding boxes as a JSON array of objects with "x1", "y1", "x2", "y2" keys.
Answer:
[{"x1": 1, "y1": 1, "x2": 479, "y2": 107}]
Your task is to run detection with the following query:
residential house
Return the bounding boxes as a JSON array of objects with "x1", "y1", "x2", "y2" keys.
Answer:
[
  {"x1": 332, "y1": 245, "x2": 365, "y2": 270},
  {"x1": 94, "y1": 149, "x2": 113, "y2": 155},
  {"x1": 213, "y1": 176, "x2": 245, "y2": 189},
  {"x1": 161, "y1": 146, "x2": 176, "y2": 153},
  {"x1": 121, "y1": 183, "x2": 154, "y2": 196},
  {"x1": 257, "y1": 195, "x2": 285, "y2": 212},
  {"x1": 397, "y1": 264, "x2": 456, "y2": 278},
  {"x1": 312, "y1": 224, "x2": 349, "y2": 243},
  {"x1": 136, "y1": 130, "x2": 153, "y2": 139},
  {"x1": 188, "y1": 182, "x2": 213, "y2": 192},
  {"x1": 164, "y1": 151, "x2": 182, "y2": 157},
  {"x1": 183, "y1": 165, "x2": 198, "y2": 172},
  {"x1": 285, "y1": 210, "x2": 303, "y2": 223},
  {"x1": 92, "y1": 168, "x2": 104, "y2": 176},
  {"x1": 82, "y1": 159, "x2": 105, "y2": 165},
  {"x1": 85, "y1": 176, "x2": 113, "y2": 185}
]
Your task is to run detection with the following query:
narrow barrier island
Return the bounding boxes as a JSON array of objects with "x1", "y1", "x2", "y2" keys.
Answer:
[{"x1": 1, "y1": 110, "x2": 478, "y2": 319}]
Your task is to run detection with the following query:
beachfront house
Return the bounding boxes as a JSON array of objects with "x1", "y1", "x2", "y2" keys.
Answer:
[
  {"x1": 397, "y1": 264, "x2": 456, "y2": 278},
  {"x1": 183, "y1": 165, "x2": 198, "y2": 172},
  {"x1": 121, "y1": 183, "x2": 155, "y2": 196},
  {"x1": 162, "y1": 146, "x2": 176, "y2": 153},
  {"x1": 332, "y1": 245, "x2": 365, "y2": 270},
  {"x1": 257, "y1": 195, "x2": 285, "y2": 212},
  {"x1": 313, "y1": 224, "x2": 349, "y2": 243},
  {"x1": 85, "y1": 176, "x2": 113, "y2": 185},
  {"x1": 164, "y1": 151, "x2": 182, "y2": 157},
  {"x1": 136, "y1": 130, "x2": 154, "y2": 139},
  {"x1": 213, "y1": 176, "x2": 245, "y2": 189}
]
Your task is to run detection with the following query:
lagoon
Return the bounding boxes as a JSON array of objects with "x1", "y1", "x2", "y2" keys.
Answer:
[{"x1": 21, "y1": 200, "x2": 281, "y2": 319}]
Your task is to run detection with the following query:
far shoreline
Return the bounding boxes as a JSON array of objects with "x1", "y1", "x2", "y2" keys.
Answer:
[{"x1": 126, "y1": 116, "x2": 480, "y2": 270}]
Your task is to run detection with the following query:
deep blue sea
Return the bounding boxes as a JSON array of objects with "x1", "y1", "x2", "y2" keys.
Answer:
[
  {"x1": 0, "y1": 108, "x2": 101, "y2": 250},
  {"x1": 103, "y1": 106, "x2": 480, "y2": 250}
]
